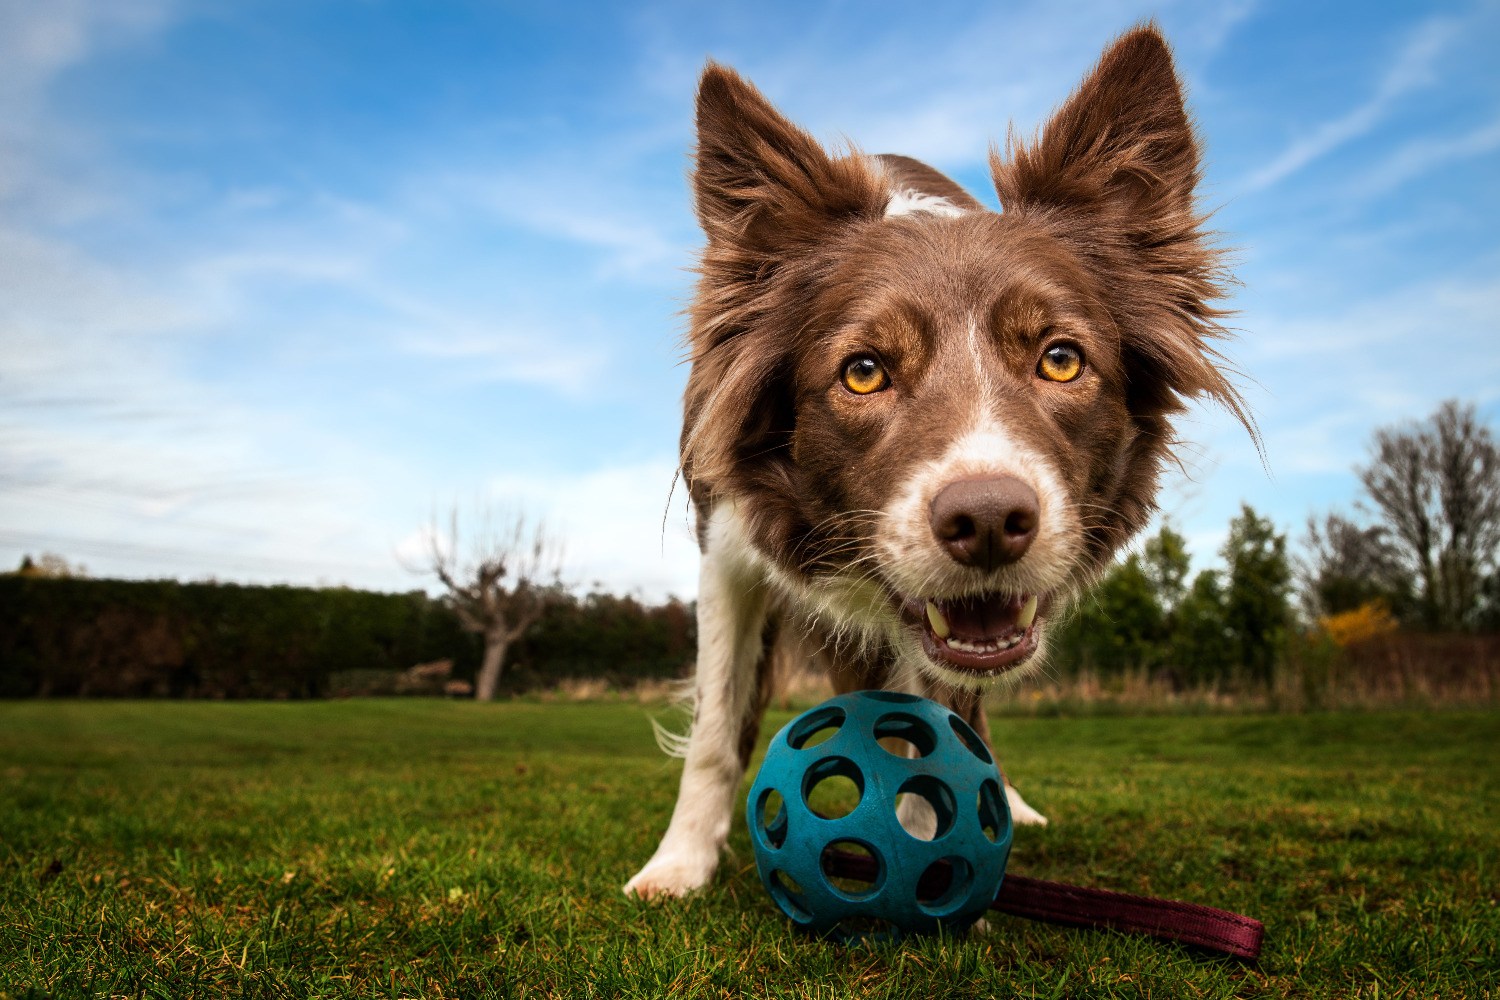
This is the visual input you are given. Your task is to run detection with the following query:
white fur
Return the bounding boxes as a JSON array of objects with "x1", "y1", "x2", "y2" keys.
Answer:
[
  {"x1": 624, "y1": 504, "x2": 769, "y2": 899},
  {"x1": 884, "y1": 188, "x2": 967, "y2": 219},
  {"x1": 1007, "y1": 785, "x2": 1049, "y2": 827}
]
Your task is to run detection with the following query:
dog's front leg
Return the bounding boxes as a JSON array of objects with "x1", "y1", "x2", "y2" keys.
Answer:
[{"x1": 624, "y1": 538, "x2": 768, "y2": 899}]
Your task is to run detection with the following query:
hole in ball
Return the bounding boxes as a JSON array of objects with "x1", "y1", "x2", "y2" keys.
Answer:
[
  {"x1": 769, "y1": 869, "x2": 812, "y2": 924},
  {"x1": 916, "y1": 856, "x2": 974, "y2": 916},
  {"x1": 802, "y1": 756, "x2": 863, "y2": 820},
  {"x1": 756, "y1": 788, "x2": 788, "y2": 849},
  {"x1": 948, "y1": 714, "x2": 994, "y2": 765},
  {"x1": 819, "y1": 839, "x2": 883, "y2": 899},
  {"x1": 977, "y1": 778, "x2": 1008, "y2": 844},
  {"x1": 775, "y1": 869, "x2": 806, "y2": 895},
  {"x1": 894, "y1": 775, "x2": 956, "y2": 841},
  {"x1": 873, "y1": 712, "x2": 937, "y2": 758},
  {"x1": 787, "y1": 705, "x2": 846, "y2": 750},
  {"x1": 861, "y1": 690, "x2": 920, "y2": 704}
]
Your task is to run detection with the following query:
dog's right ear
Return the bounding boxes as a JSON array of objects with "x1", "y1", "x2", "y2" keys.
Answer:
[{"x1": 693, "y1": 63, "x2": 883, "y2": 249}]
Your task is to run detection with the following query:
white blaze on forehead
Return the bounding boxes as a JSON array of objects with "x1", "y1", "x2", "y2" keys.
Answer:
[{"x1": 884, "y1": 188, "x2": 967, "y2": 219}]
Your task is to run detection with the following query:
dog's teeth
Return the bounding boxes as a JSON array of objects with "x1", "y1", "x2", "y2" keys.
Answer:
[
  {"x1": 1018, "y1": 594, "x2": 1038, "y2": 629},
  {"x1": 925, "y1": 601, "x2": 951, "y2": 640},
  {"x1": 943, "y1": 631, "x2": 1029, "y2": 656}
]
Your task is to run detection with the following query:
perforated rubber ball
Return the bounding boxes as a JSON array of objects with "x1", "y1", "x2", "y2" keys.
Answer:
[{"x1": 746, "y1": 690, "x2": 1012, "y2": 940}]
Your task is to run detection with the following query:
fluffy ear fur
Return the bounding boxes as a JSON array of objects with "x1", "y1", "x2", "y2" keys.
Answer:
[
  {"x1": 693, "y1": 63, "x2": 884, "y2": 250},
  {"x1": 682, "y1": 66, "x2": 884, "y2": 526},
  {"x1": 992, "y1": 24, "x2": 1254, "y2": 441}
]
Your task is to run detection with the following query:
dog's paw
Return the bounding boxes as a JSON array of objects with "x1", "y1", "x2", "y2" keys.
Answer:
[
  {"x1": 1005, "y1": 784, "x2": 1049, "y2": 827},
  {"x1": 623, "y1": 849, "x2": 719, "y2": 900}
]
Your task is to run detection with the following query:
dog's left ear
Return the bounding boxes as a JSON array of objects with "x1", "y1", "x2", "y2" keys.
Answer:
[
  {"x1": 994, "y1": 24, "x2": 1254, "y2": 440},
  {"x1": 992, "y1": 24, "x2": 1199, "y2": 226}
]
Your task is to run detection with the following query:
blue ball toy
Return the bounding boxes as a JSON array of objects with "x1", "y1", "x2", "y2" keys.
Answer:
[{"x1": 746, "y1": 690, "x2": 1012, "y2": 940}]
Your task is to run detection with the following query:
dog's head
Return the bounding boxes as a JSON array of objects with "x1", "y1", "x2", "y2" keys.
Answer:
[{"x1": 681, "y1": 26, "x2": 1252, "y2": 687}]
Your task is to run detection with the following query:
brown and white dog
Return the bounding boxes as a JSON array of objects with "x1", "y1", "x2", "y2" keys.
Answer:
[{"x1": 626, "y1": 25, "x2": 1250, "y2": 899}]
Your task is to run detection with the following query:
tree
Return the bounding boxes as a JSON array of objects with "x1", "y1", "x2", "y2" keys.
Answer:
[
  {"x1": 1060, "y1": 553, "x2": 1166, "y2": 674},
  {"x1": 1299, "y1": 512, "x2": 1408, "y2": 620},
  {"x1": 415, "y1": 507, "x2": 565, "y2": 701},
  {"x1": 1170, "y1": 569, "x2": 1235, "y2": 686},
  {"x1": 1357, "y1": 400, "x2": 1500, "y2": 632},
  {"x1": 1141, "y1": 524, "x2": 1191, "y2": 615},
  {"x1": 1222, "y1": 505, "x2": 1293, "y2": 684}
]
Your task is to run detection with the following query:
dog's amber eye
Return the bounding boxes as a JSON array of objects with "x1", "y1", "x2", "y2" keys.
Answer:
[
  {"x1": 1037, "y1": 344, "x2": 1084, "y2": 383},
  {"x1": 841, "y1": 355, "x2": 890, "y2": 395}
]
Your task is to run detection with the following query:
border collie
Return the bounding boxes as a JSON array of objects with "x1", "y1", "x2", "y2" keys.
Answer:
[{"x1": 627, "y1": 24, "x2": 1250, "y2": 899}]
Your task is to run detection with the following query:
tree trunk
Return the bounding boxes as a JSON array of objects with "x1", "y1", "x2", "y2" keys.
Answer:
[{"x1": 474, "y1": 633, "x2": 510, "y2": 702}]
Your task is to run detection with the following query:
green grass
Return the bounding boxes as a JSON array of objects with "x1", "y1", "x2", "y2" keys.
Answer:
[{"x1": 1, "y1": 701, "x2": 1495, "y2": 998}]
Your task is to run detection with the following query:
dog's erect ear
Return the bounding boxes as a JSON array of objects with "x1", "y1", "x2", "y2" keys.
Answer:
[
  {"x1": 994, "y1": 25, "x2": 1255, "y2": 444},
  {"x1": 992, "y1": 25, "x2": 1199, "y2": 222},
  {"x1": 694, "y1": 63, "x2": 883, "y2": 247}
]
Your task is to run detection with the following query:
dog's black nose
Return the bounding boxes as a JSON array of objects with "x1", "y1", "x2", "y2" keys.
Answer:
[{"x1": 930, "y1": 475, "x2": 1040, "y2": 571}]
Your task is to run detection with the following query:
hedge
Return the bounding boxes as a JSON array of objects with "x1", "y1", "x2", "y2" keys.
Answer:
[{"x1": 0, "y1": 576, "x2": 695, "y2": 698}]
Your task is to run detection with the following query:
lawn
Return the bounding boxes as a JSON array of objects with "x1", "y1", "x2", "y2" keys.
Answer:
[{"x1": 0, "y1": 700, "x2": 1495, "y2": 998}]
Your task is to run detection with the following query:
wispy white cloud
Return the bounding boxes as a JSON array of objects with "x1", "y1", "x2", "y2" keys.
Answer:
[
  {"x1": 632, "y1": 0, "x2": 1130, "y2": 172},
  {"x1": 394, "y1": 322, "x2": 610, "y2": 394},
  {"x1": 633, "y1": 0, "x2": 1266, "y2": 182},
  {"x1": 1245, "y1": 271, "x2": 1500, "y2": 362},
  {"x1": 0, "y1": 1, "x2": 177, "y2": 226},
  {"x1": 420, "y1": 164, "x2": 693, "y2": 283},
  {"x1": 1200, "y1": 267, "x2": 1500, "y2": 487},
  {"x1": 1349, "y1": 114, "x2": 1500, "y2": 198},
  {"x1": 0, "y1": 335, "x2": 408, "y2": 586},
  {"x1": 1169, "y1": 0, "x2": 1260, "y2": 61},
  {"x1": 1237, "y1": 15, "x2": 1459, "y2": 194},
  {"x1": 0, "y1": 0, "x2": 174, "y2": 106}
]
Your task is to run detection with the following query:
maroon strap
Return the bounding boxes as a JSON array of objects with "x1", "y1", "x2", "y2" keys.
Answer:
[
  {"x1": 822, "y1": 850, "x2": 1263, "y2": 960},
  {"x1": 993, "y1": 874, "x2": 1264, "y2": 960}
]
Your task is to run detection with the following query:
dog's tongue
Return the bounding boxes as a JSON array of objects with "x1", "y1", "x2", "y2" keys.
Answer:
[{"x1": 935, "y1": 593, "x2": 1026, "y2": 640}]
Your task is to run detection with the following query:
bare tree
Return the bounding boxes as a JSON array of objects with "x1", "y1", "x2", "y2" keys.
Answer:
[
  {"x1": 416, "y1": 506, "x2": 565, "y2": 701},
  {"x1": 1299, "y1": 512, "x2": 1408, "y2": 620},
  {"x1": 1357, "y1": 400, "x2": 1500, "y2": 631}
]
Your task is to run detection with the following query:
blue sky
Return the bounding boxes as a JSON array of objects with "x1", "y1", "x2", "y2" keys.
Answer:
[{"x1": 2, "y1": 0, "x2": 1498, "y2": 600}]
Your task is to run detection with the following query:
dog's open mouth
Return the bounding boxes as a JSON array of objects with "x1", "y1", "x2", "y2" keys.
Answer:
[{"x1": 903, "y1": 592, "x2": 1041, "y2": 674}]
